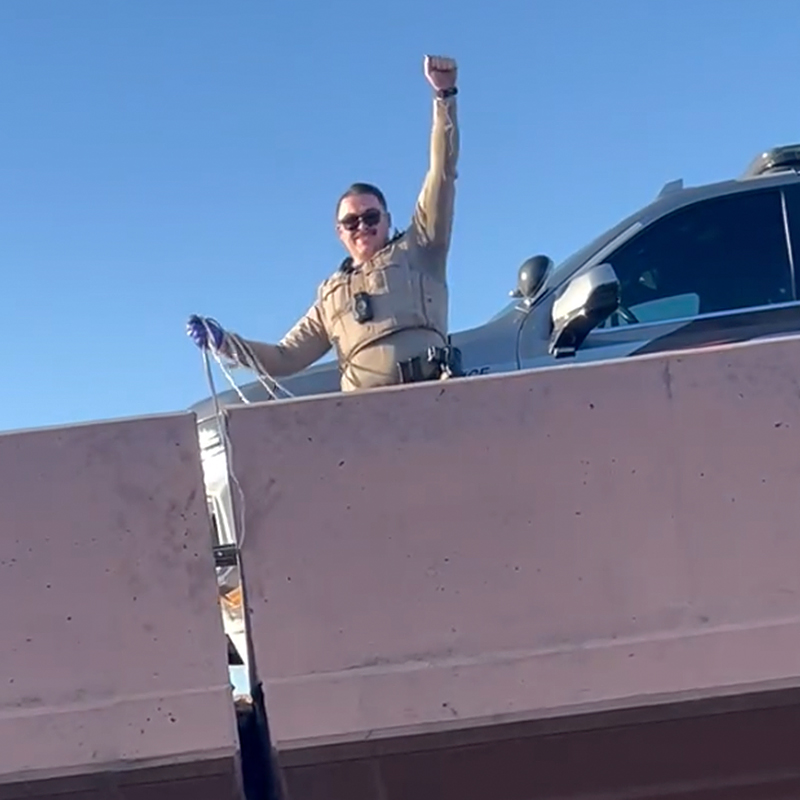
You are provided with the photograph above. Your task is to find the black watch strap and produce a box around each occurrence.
[436,86,458,99]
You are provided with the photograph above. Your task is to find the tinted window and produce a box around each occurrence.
[601,188,793,326]
[782,181,800,282]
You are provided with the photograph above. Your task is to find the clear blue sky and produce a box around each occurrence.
[3,0,798,432]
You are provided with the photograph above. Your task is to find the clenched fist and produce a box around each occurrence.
[424,55,457,92]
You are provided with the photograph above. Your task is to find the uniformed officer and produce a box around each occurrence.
[186,54,460,391]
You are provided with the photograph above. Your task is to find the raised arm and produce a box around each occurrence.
[411,55,460,267]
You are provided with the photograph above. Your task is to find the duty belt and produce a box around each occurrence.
[397,343,464,383]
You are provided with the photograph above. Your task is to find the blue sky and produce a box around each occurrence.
[3,0,798,432]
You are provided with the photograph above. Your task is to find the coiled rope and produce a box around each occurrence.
[196,316,295,554]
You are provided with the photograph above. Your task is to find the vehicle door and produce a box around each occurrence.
[562,183,800,363]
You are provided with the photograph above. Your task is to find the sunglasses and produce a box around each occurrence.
[337,208,382,231]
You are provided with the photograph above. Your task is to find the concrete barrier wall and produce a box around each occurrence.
[226,333,800,758]
[0,413,241,798]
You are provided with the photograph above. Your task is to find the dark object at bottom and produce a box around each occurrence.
[236,684,284,800]
[214,543,239,568]
[398,342,464,384]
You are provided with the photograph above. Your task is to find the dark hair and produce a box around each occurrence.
[336,182,388,216]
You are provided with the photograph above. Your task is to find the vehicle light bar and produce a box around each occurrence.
[742,144,800,178]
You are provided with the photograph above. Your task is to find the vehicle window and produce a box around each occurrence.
[782,181,800,284]
[628,293,700,323]
[597,188,793,328]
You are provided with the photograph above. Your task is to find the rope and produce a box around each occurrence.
[201,318,294,403]
[196,316,294,555]
[201,346,249,555]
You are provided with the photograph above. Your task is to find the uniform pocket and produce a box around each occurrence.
[365,268,389,295]
[367,262,419,327]
[320,276,351,325]
[372,262,415,301]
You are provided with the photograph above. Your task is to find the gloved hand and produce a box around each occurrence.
[186,314,225,350]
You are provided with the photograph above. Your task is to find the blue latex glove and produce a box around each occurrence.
[186,314,225,350]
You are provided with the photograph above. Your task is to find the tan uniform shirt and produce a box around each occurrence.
[223,93,459,392]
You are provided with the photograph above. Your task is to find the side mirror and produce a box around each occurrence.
[549,263,620,358]
[510,255,552,304]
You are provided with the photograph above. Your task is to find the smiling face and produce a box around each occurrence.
[335,191,391,265]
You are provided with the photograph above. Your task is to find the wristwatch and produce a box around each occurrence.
[436,86,458,98]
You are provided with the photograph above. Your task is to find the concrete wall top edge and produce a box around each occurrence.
[0,409,198,441]
[223,330,800,421]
